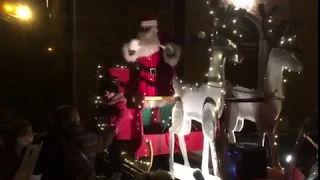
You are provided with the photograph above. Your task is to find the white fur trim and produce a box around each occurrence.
[129,39,141,51]
[137,43,160,57]
[163,43,181,67]
[141,20,158,27]
[122,43,139,62]
[123,39,161,62]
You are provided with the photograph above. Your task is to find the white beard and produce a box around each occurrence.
[137,32,161,57]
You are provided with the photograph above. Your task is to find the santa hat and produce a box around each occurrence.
[140,14,158,27]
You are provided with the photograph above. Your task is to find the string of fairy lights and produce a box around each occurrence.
[94,64,105,129]
[94,64,153,168]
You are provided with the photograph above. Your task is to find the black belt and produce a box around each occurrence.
[139,76,157,86]
[139,65,157,75]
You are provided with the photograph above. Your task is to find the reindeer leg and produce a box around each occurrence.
[259,132,266,147]
[169,127,175,172]
[209,140,220,177]
[170,99,184,171]
[256,121,266,147]
[209,105,221,177]
[227,103,239,143]
[229,130,236,143]
[201,102,216,175]
[178,134,190,167]
[201,138,210,174]
[267,131,282,170]
[235,118,244,132]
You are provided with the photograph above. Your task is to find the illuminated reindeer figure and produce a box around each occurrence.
[169,6,246,177]
[225,20,303,169]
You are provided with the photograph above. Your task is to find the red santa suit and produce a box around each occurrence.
[107,92,133,140]
[122,16,181,97]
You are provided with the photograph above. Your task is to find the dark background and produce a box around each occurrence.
[0,0,317,132]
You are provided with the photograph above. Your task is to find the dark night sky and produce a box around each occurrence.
[0,0,318,130]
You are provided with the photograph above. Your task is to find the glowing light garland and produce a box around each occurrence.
[94,64,155,169]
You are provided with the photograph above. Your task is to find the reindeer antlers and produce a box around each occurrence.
[257,3,302,54]
[213,5,246,42]
[258,4,279,18]
[268,20,302,53]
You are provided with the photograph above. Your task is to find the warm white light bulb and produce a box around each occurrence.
[286,155,292,162]
[15,5,32,20]
[232,0,254,11]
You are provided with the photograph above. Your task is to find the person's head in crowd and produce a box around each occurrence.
[133,171,174,180]
[10,120,34,147]
[102,76,120,100]
[54,105,80,130]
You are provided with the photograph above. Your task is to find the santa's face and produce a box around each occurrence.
[137,26,160,46]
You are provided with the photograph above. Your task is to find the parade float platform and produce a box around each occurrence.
[171,162,220,180]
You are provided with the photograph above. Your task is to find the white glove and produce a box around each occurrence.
[129,39,141,51]
[164,45,174,55]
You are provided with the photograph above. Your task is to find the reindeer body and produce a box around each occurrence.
[169,35,243,177]
[172,81,224,135]
[225,48,303,169]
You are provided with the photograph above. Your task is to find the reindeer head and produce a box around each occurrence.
[269,48,303,73]
[267,19,303,73]
[213,35,244,64]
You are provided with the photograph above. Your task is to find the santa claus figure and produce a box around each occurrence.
[122,15,181,97]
